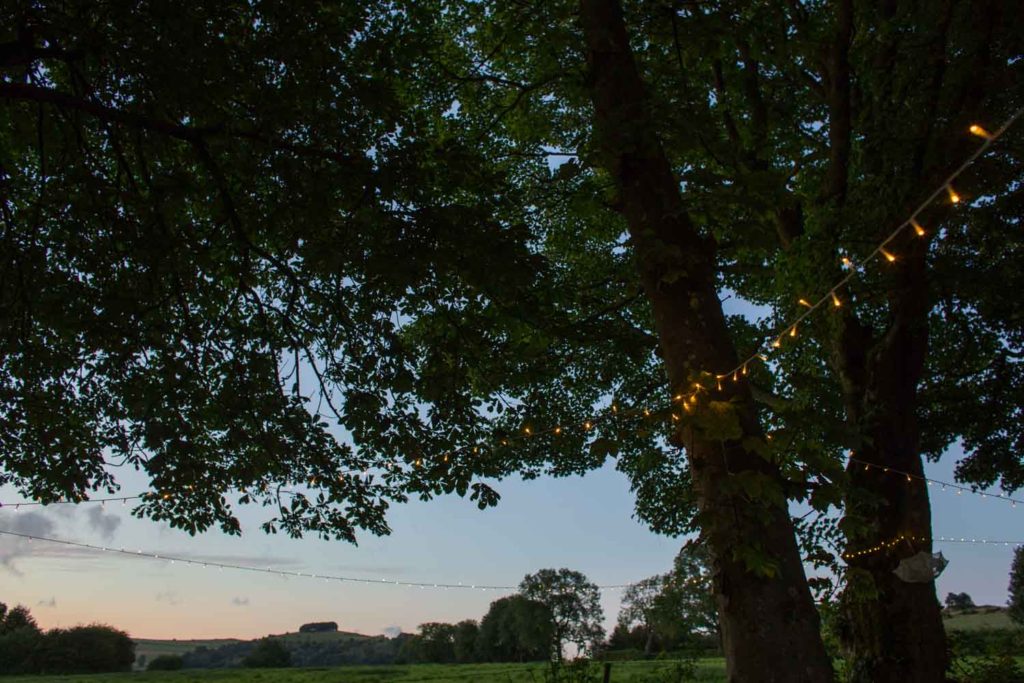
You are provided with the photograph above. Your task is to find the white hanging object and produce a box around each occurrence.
[893,551,948,583]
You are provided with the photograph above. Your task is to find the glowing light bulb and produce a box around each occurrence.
[880,248,896,263]
[789,325,797,338]
[798,298,812,308]
[911,218,926,237]
[842,257,854,269]
[968,124,992,139]
[831,292,842,307]
[947,186,961,204]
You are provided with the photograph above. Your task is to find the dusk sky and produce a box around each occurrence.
[0,441,1018,641]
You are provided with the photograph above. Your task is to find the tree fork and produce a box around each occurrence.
[579,1,833,680]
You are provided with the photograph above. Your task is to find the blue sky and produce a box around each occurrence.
[0,441,1018,640]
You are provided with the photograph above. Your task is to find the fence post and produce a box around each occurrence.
[602,662,612,683]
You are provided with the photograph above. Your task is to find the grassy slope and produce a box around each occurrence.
[133,630,369,664]
[943,607,1016,631]
[4,659,728,683]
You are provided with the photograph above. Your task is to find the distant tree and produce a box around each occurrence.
[34,625,135,674]
[606,623,648,652]
[414,622,457,663]
[452,620,479,663]
[477,595,553,663]
[615,545,717,655]
[519,569,604,660]
[147,654,183,671]
[945,593,976,610]
[1009,547,1024,626]
[618,575,664,655]
[0,605,40,635]
[242,638,291,668]
[653,546,718,645]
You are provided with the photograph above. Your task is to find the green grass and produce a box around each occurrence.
[3,659,728,683]
[944,607,1015,631]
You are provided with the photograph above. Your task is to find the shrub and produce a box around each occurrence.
[242,638,291,668]
[147,654,184,671]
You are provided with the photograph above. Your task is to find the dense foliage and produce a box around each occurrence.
[1009,547,1024,626]
[0,603,134,675]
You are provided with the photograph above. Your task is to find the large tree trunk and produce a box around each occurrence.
[833,253,947,682]
[580,2,833,681]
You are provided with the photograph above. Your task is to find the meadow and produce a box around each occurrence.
[3,659,728,683]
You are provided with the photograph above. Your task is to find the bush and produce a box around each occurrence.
[242,638,291,668]
[33,625,135,674]
[147,654,184,671]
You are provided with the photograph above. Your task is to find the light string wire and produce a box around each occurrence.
[847,455,1024,507]
[721,108,1024,380]
[1,114,1020,510]
[0,528,633,591]
[2,526,1014,578]
[842,531,1024,560]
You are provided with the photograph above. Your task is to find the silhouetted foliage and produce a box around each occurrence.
[520,569,604,659]
[476,595,554,663]
[146,654,183,671]
[242,638,291,668]
[1009,547,1024,626]
[946,592,976,610]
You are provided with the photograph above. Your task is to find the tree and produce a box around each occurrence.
[1009,547,1024,626]
[452,620,479,664]
[0,604,39,635]
[618,576,664,655]
[3,1,1022,680]
[519,569,604,660]
[945,593,975,610]
[414,622,457,664]
[476,595,553,663]
[242,638,291,668]
[618,545,717,655]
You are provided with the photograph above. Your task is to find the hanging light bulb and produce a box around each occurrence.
[841,256,854,269]
[831,291,842,307]
[947,185,961,204]
[968,124,992,139]
[880,247,897,263]
[789,325,797,338]
[798,298,812,308]
[911,218,926,237]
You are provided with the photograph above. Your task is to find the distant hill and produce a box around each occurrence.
[943,606,1016,631]
[133,629,400,670]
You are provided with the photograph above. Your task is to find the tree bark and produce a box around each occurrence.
[579,2,833,681]
[834,246,947,682]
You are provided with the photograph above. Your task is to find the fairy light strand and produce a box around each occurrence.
[848,455,1024,507]
[722,107,1024,381]
[842,532,1023,560]
[3,113,1021,515]
[0,528,632,591]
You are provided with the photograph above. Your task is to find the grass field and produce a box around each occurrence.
[943,607,1014,631]
[3,660,728,683]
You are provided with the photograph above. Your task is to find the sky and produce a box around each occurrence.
[0,441,1019,641]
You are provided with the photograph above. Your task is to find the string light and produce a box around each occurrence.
[849,455,1024,507]
[0,528,633,591]
[843,533,1023,560]
[969,124,992,139]
[706,106,1022,388]
[830,291,842,307]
